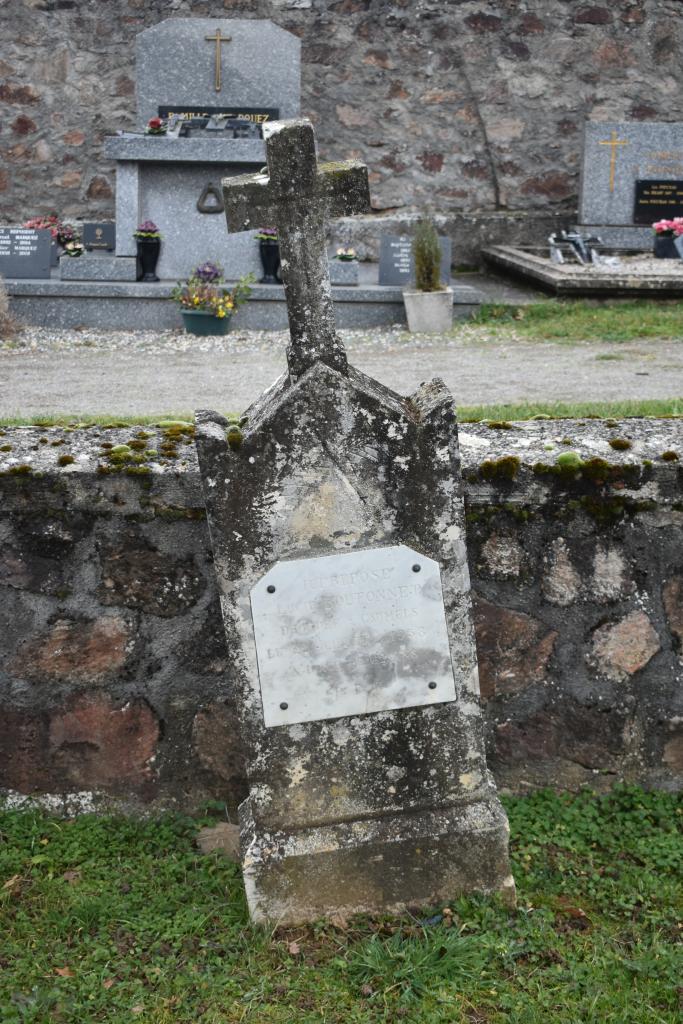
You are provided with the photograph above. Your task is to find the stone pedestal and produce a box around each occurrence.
[329,259,359,285]
[60,254,137,282]
[196,364,514,925]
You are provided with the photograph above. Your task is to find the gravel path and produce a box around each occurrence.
[2,324,683,417]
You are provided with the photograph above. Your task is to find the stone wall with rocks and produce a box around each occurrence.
[2,1,683,262]
[1,417,682,815]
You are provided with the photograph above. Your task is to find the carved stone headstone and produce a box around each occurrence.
[195,120,513,925]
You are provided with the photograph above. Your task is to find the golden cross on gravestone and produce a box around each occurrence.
[599,130,629,193]
[205,28,231,93]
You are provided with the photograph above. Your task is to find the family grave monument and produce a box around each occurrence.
[103,19,300,280]
[578,120,683,247]
[195,120,513,925]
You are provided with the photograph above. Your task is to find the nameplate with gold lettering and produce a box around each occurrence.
[250,545,456,727]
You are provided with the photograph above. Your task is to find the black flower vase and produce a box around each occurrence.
[259,239,280,284]
[653,234,679,259]
[136,238,161,281]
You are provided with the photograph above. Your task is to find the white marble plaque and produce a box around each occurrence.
[250,545,456,727]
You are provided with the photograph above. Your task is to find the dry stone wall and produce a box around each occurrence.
[2,1,683,261]
[1,417,682,814]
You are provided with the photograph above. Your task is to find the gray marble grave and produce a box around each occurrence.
[195,119,513,925]
[104,19,300,280]
[578,120,683,247]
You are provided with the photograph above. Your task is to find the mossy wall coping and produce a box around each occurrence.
[1,418,681,513]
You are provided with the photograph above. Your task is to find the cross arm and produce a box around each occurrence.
[222,172,279,233]
[317,160,370,219]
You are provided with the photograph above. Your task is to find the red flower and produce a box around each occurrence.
[148,117,162,129]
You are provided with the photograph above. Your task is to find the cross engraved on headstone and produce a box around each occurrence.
[222,118,370,379]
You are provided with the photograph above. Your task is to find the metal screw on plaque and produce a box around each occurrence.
[267,585,276,593]
[412,564,421,573]
[428,681,437,690]
[280,701,288,710]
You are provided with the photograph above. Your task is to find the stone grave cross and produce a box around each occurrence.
[222,119,369,379]
[195,118,513,925]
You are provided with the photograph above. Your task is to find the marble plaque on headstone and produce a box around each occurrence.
[251,544,456,727]
[0,228,51,279]
[83,222,116,251]
[378,234,451,286]
[633,179,683,225]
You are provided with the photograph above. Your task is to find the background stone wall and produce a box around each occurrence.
[1,419,682,815]
[2,1,683,262]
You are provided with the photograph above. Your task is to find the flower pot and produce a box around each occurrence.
[181,309,232,336]
[259,239,280,284]
[653,234,680,259]
[136,238,161,281]
[50,241,59,267]
[402,287,453,333]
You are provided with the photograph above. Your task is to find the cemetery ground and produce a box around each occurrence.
[3,299,683,420]
[1,787,681,1023]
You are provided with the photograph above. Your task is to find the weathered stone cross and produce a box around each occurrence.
[222,119,370,379]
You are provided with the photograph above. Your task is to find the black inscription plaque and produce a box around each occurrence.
[83,222,116,251]
[378,234,452,286]
[633,179,683,224]
[158,105,279,123]
[0,227,51,279]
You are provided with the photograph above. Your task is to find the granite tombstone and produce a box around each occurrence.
[195,119,514,926]
[378,233,452,286]
[104,19,300,280]
[0,228,51,279]
[578,120,683,246]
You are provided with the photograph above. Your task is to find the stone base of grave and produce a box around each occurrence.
[60,255,137,282]
[5,274,484,329]
[484,244,683,297]
[574,225,653,249]
[240,796,515,925]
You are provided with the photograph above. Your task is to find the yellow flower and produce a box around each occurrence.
[216,309,225,318]
[193,296,199,305]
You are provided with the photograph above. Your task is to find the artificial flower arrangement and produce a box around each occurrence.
[652,218,683,237]
[61,239,84,257]
[23,213,82,250]
[171,262,254,319]
[334,247,357,261]
[254,227,278,242]
[145,117,167,136]
[133,220,162,240]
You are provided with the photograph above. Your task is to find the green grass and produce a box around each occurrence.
[471,299,683,342]
[1,787,681,1023]
[2,399,683,430]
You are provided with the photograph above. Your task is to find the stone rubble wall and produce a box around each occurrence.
[2,1,683,263]
[1,418,682,814]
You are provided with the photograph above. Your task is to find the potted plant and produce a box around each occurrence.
[254,227,280,284]
[329,246,359,286]
[652,218,683,259]
[134,220,162,281]
[402,220,452,333]
[171,262,253,336]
